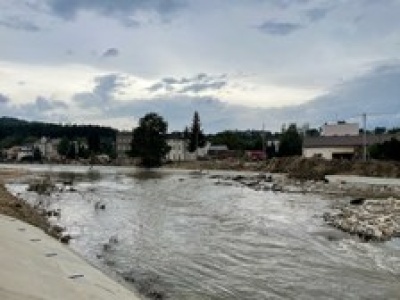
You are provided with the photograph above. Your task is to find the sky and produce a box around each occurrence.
[0,0,400,132]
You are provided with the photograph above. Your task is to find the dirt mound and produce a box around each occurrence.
[264,157,400,180]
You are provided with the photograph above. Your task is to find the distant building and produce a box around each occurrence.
[165,133,210,162]
[116,131,133,163]
[207,145,230,159]
[304,122,399,160]
[166,137,187,161]
[321,122,359,137]
[5,146,20,160]
[34,137,61,161]
[16,146,34,162]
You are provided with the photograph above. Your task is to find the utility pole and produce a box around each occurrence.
[261,123,266,161]
[362,113,367,161]
[195,128,199,160]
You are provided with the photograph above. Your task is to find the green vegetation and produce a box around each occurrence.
[187,111,206,152]
[0,117,116,156]
[209,130,279,152]
[370,138,400,161]
[130,113,170,167]
[278,124,302,157]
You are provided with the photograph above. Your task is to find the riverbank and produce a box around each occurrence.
[0,214,140,300]
[167,157,400,180]
[0,169,141,300]
[0,168,58,238]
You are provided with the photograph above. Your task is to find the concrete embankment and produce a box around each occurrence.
[0,214,141,300]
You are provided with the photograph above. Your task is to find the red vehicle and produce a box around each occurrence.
[246,151,266,161]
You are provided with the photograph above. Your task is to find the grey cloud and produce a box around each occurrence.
[102,48,119,58]
[147,82,164,92]
[0,17,41,32]
[179,81,227,93]
[148,73,227,93]
[0,93,10,104]
[71,61,400,132]
[74,73,125,106]
[163,77,180,84]
[305,7,331,22]
[5,62,399,132]
[35,96,68,110]
[0,96,69,123]
[46,0,185,23]
[258,21,302,35]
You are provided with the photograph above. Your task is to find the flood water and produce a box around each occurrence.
[5,165,400,299]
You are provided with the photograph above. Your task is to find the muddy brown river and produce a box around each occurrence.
[5,165,400,299]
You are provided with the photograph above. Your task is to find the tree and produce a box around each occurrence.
[57,137,70,157]
[33,147,42,161]
[130,113,170,167]
[278,124,303,157]
[369,138,400,161]
[87,133,100,153]
[188,111,206,153]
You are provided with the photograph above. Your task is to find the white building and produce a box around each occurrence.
[116,131,133,163]
[16,146,34,161]
[165,134,210,162]
[34,137,60,160]
[166,138,187,161]
[304,122,399,160]
[321,122,359,136]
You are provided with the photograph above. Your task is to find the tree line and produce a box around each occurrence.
[0,117,116,155]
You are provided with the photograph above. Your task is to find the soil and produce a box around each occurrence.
[167,157,400,180]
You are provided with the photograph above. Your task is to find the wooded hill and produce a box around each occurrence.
[0,117,117,151]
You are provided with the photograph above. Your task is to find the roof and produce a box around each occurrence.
[304,134,400,148]
[209,145,228,151]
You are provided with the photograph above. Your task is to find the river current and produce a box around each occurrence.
[6,165,400,299]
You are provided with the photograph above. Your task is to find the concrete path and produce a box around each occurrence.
[326,175,400,186]
[0,214,141,300]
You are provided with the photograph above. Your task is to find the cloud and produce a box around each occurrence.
[305,7,331,22]
[72,61,400,131]
[258,21,302,35]
[45,0,185,23]
[0,93,10,104]
[0,16,41,32]
[0,96,69,122]
[2,62,400,132]
[179,81,227,93]
[101,48,119,58]
[162,77,180,84]
[147,73,228,94]
[147,82,164,92]
[34,96,68,110]
[74,73,125,106]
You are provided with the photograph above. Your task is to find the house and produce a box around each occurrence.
[207,145,231,159]
[165,133,210,162]
[16,146,34,162]
[303,122,400,160]
[34,137,61,161]
[116,131,133,164]
[166,137,187,161]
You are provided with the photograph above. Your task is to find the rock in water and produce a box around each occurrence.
[350,198,365,205]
